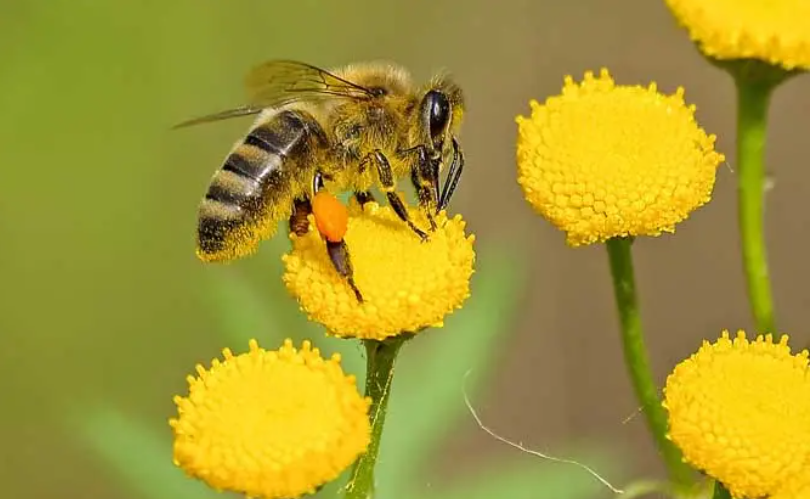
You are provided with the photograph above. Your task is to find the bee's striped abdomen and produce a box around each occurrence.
[196,109,327,262]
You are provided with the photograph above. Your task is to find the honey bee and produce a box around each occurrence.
[176,60,465,301]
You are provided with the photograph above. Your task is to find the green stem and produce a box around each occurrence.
[345,337,405,499]
[712,481,732,499]
[735,75,778,335]
[605,237,694,489]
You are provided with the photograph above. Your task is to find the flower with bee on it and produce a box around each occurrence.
[283,199,475,340]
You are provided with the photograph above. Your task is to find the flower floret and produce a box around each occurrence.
[663,330,810,498]
[772,472,810,499]
[170,339,371,499]
[516,69,723,246]
[282,200,475,340]
[664,0,810,70]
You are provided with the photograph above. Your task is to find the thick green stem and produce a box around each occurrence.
[605,237,694,489]
[735,76,778,335]
[344,337,405,499]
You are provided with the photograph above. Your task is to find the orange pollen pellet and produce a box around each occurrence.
[312,192,348,242]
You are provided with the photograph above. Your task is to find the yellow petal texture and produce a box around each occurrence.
[663,330,810,499]
[170,339,371,499]
[772,472,810,499]
[664,0,810,70]
[516,69,724,246]
[282,201,475,340]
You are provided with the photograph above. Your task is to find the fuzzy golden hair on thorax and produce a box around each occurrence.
[335,61,414,97]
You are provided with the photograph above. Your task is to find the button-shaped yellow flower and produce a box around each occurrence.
[283,200,475,340]
[664,0,810,70]
[663,330,810,499]
[516,69,724,246]
[170,339,371,499]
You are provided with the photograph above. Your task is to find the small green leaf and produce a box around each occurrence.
[71,405,228,499]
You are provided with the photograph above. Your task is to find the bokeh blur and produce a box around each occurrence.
[3,1,810,498]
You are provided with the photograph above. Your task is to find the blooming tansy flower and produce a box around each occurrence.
[664,0,810,70]
[516,69,724,246]
[170,339,371,499]
[663,330,810,499]
[283,200,475,340]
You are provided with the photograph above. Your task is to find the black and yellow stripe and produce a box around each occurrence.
[196,109,327,262]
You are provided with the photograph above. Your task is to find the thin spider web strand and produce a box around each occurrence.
[462,370,624,495]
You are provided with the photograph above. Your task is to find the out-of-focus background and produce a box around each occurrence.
[2,1,809,498]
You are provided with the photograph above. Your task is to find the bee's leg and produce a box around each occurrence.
[288,170,329,235]
[310,170,363,302]
[438,137,464,212]
[410,168,438,231]
[312,170,328,194]
[289,197,312,236]
[406,145,438,231]
[366,150,430,242]
[354,191,376,206]
[327,240,363,302]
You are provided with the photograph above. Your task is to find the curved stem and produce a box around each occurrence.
[735,75,778,335]
[345,337,405,499]
[605,237,694,489]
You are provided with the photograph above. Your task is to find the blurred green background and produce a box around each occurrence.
[2,1,809,498]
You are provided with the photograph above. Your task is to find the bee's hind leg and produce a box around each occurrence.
[299,171,363,302]
[289,197,363,302]
[326,240,363,303]
[288,170,328,236]
[289,197,313,236]
[364,150,430,242]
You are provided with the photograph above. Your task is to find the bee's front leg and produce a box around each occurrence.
[438,137,464,212]
[407,145,439,231]
[365,150,430,242]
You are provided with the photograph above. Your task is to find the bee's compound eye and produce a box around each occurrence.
[312,192,348,243]
[425,90,451,139]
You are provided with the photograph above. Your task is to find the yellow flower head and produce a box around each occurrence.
[664,0,810,70]
[663,330,810,498]
[283,200,475,340]
[516,69,724,246]
[170,339,371,499]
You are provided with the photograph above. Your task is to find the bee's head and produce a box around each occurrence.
[419,77,464,155]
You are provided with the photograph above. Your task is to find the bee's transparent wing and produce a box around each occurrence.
[245,60,374,104]
[172,106,268,129]
[173,60,374,129]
